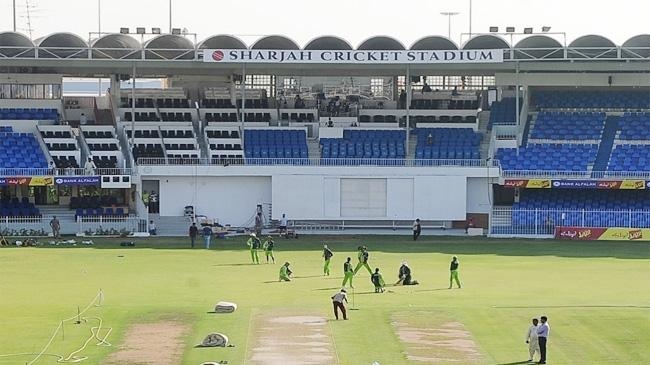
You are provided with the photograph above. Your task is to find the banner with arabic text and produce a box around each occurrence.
[0,176,54,186]
[555,226,650,241]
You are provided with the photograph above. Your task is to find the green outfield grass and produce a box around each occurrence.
[1,235,649,365]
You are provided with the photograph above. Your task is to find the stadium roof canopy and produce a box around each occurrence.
[251,35,300,50]
[91,34,141,59]
[0,31,34,57]
[34,32,87,58]
[514,35,564,59]
[198,35,247,50]
[144,34,194,60]
[621,34,650,58]
[568,35,618,58]
[410,36,458,50]
[304,36,353,50]
[0,31,649,77]
[357,36,405,50]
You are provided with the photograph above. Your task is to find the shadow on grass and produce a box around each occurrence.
[496,361,530,365]
[313,287,343,291]
[292,275,325,279]
[414,288,451,292]
[24,235,650,259]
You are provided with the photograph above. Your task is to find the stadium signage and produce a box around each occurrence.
[555,226,650,241]
[54,176,101,186]
[203,49,503,64]
[506,179,647,189]
[0,176,53,186]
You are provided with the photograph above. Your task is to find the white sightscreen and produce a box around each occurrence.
[340,178,387,217]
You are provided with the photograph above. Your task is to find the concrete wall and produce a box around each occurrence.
[158,176,272,226]
[144,165,496,224]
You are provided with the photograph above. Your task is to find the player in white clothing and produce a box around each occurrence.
[525,318,540,363]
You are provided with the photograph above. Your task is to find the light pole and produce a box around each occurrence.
[440,12,459,39]
[469,0,472,37]
[98,0,101,34]
[169,0,172,33]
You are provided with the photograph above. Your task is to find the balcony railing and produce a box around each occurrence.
[0,167,133,177]
[500,169,650,180]
[137,157,498,168]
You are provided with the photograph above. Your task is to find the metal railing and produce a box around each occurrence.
[78,216,148,235]
[0,215,147,236]
[500,169,650,180]
[137,157,497,167]
[0,45,649,61]
[490,207,650,236]
[0,167,133,177]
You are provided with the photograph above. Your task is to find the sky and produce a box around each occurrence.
[1,0,648,47]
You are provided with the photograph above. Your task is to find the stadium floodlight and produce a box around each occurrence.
[152,27,161,34]
[136,27,146,34]
[171,28,182,35]
[506,27,515,33]
[489,26,499,33]
[523,27,533,34]
[119,27,129,34]
[440,12,460,39]
[542,26,552,32]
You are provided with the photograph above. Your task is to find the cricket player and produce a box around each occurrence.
[322,244,334,276]
[279,262,292,281]
[331,288,348,320]
[342,257,354,288]
[247,233,261,264]
[353,246,372,275]
[370,268,385,293]
[449,256,461,289]
[396,260,419,285]
[263,235,275,263]
[525,318,540,363]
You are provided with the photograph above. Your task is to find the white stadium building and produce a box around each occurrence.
[1,29,650,239]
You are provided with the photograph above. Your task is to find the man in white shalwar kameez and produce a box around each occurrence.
[525,318,540,363]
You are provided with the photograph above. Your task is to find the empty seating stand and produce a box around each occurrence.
[207,128,243,164]
[415,128,481,164]
[40,126,81,169]
[497,144,598,171]
[488,98,517,129]
[607,113,650,172]
[244,129,308,164]
[511,189,650,228]
[319,129,405,165]
[530,112,605,140]
[534,90,650,110]
[0,128,48,170]
[0,108,58,120]
[0,197,41,218]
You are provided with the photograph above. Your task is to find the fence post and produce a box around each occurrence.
[582,209,585,227]
[629,209,632,228]
[534,209,538,236]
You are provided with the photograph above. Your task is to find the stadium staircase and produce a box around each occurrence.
[193,121,209,159]
[407,133,418,159]
[307,138,321,159]
[521,113,535,146]
[477,111,490,159]
[94,108,115,125]
[37,205,78,235]
[591,116,619,174]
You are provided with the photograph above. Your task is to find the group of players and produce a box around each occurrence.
[244,233,462,291]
